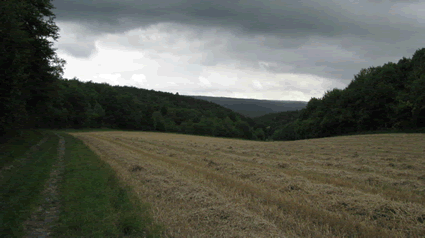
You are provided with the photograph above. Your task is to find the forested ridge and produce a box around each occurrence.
[43,78,265,140]
[190,95,307,117]
[1,0,424,143]
[270,49,425,140]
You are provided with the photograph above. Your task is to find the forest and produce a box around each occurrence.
[253,110,302,138]
[41,78,265,140]
[269,51,425,141]
[1,0,424,142]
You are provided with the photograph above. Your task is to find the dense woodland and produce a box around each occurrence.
[44,78,265,140]
[1,0,65,140]
[1,0,424,143]
[270,50,425,140]
[253,110,302,138]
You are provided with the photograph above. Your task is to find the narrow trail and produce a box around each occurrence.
[23,133,65,238]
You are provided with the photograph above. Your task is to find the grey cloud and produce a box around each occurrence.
[52,0,425,88]
[58,42,96,58]
[52,0,420,41]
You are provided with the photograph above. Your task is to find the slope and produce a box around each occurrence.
[41,79,263,140]
[190,95,307,117]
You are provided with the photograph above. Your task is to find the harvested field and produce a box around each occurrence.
[70,131,425,237]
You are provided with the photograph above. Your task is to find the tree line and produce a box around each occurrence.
[270,49,425,140]
[42,78,266,140]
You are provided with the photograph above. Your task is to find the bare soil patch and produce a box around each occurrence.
[71,131,425,237]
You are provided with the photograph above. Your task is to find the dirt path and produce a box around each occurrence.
[23,133,65,238]
[72,131,425,237]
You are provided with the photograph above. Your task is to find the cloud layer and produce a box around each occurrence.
[52,0,425,100]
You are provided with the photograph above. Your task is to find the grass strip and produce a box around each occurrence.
[0,131,59,237]
[0,130,45,169]
[55,133,162,237]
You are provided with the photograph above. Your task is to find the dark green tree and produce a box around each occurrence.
[193,118,215,136]
[161,105,168,116]
[0,0,65,136]
[409,75,425,127]
[222,117,236,137]
[152,111,165,131]
[235,121,252,139]
[254,128,266,140]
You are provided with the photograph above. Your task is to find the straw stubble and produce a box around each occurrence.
[71,131,425,238]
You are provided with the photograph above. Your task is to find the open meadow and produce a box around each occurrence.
[71,131,425,237]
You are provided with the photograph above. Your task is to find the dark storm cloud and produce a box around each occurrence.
[52,0,425,82]
[52,0,420,40]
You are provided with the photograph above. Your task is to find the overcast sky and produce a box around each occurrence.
[51,0,424,101]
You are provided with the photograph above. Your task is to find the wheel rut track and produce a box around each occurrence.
[23,133,65,238]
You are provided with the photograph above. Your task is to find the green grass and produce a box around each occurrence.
[0,131,59,237]
[0,130,162,237]
[55,133,162,237]
[0,130,46,169]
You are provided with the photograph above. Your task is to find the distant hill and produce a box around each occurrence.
[189,96,307,117]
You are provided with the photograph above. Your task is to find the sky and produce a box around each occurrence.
[51,0,425,101]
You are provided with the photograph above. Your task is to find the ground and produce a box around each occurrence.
[70,131,425,237]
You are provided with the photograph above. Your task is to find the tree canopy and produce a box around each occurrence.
[41,78,261,140]
[270,49,425,141]
[0,0,65,138]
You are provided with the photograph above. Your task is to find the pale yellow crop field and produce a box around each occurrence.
[70,131,425,238]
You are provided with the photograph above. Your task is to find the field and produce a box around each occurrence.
[71,131,425,237]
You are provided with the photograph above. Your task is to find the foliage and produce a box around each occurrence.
[254,110,302,137]
[253,128,266,140]
[0,0,65,137]
[267,48,425,141]
[41,78,260,140]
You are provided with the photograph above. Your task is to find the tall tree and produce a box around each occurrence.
[0,0,65,136]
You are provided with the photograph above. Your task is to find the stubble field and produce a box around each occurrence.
[71,131,425,238]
